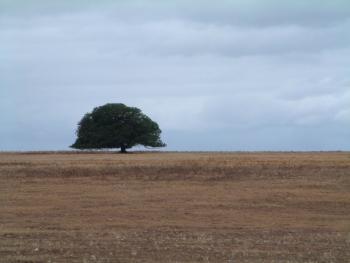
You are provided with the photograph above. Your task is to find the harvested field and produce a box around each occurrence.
[0,152,349,262]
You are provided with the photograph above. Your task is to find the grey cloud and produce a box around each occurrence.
[2,12,350,58]
[202,91,350,129]
[1,1,349,151]
[2,0,350,27]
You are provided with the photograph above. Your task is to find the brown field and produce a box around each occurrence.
[0,152,349,263]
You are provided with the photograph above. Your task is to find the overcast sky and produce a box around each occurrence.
[1,0,350,151]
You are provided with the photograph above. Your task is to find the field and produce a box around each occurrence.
[0,152,349,263]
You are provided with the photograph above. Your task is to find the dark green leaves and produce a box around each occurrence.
[71,103,166,151]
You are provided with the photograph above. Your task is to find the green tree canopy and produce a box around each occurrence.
[71,103,165,152]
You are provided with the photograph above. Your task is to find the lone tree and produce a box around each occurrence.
[71,103,165,153]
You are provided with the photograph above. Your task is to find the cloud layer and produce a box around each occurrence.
[1,1,350,150]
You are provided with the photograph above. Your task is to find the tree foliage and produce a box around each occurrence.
[71,103,165,152]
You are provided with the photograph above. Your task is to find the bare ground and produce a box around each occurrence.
[0,152,349,262]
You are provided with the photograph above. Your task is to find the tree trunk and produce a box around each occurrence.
[120,144,127,153]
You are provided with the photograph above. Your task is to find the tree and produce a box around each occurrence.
[71,103,165,153]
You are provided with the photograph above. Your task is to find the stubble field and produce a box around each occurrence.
[0,152,349,262]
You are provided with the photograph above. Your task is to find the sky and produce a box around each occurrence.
[1,0,350,151]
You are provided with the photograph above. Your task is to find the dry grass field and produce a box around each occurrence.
[0,152,349,263]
